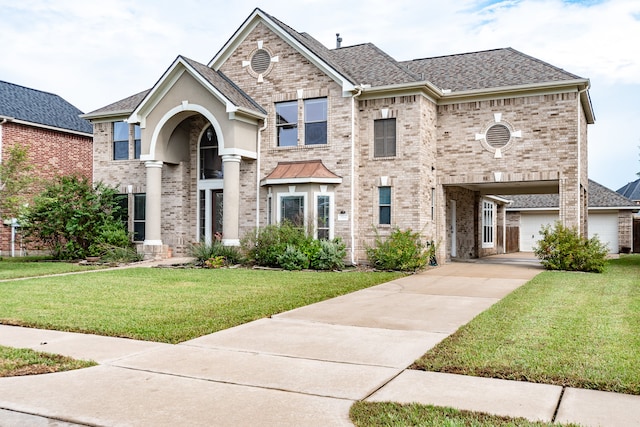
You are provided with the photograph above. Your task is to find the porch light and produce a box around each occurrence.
[206,127,214,141]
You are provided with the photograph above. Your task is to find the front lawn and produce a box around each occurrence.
[0,345,95,377]
[0,256,104,280]
[413,255,640,395]
[0,268,403,343]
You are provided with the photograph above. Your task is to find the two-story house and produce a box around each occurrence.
[82,8,594,264]
[0,80,93,256]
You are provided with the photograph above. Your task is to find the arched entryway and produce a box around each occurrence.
[198,125,224,244]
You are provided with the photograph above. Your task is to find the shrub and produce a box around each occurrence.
[241,222,307,267]
[366,227,430,272]
[204,256,226,269]
[99,245,143,263]
[188,241,244,265]
[309,238,347,270]
[277,244,310,270]
[533,222,608,273]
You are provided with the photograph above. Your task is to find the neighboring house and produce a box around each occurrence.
[617,178,640,252]
[506,180,638,253]
[0,80,93,255]
[82,8,594,263]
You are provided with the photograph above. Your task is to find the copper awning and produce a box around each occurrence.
[261,160,342,186]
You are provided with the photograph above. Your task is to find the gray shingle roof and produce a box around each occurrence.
[0,80,92,134]
[181,56,266,115]
[400,48,583,92]
[84,89,150,118]
[508,180,638,209]
[617,178,640,202]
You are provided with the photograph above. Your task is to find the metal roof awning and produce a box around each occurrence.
[261,160,342,186]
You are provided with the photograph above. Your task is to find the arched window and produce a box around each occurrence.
[200,126,223,179]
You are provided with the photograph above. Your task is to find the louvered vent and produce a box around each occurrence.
[486,124,511,148]
[251,49,271,74]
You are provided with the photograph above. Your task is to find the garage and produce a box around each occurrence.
[588,212,619,253]
[519,213,557,252]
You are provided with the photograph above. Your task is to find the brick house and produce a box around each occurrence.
[0,80,93,255]
[83,8,594,263]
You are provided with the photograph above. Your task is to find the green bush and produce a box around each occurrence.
[241,222,307,267]
[309,238,346,270]
[533,222,608,273]
[99,245,143,263]
[277,244,310,270]
[188,241,244,265]
[366,227,430,272]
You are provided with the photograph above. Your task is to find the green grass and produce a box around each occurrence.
[0,345,96,377]
[350,402,580,426]
[0,267,403,343]
[413,255,640,395]
[0,257,104,280]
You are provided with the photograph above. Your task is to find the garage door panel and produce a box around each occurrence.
[520,213,558,252]
[589,213,618,253]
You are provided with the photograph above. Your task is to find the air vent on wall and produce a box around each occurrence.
[251,49,271,74]
[485,124,511,148]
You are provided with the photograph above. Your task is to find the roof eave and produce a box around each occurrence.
[358,81,441,101]
[0,116,92,137]
[81,109,134,121]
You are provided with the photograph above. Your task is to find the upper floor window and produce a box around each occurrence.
[276,101,298,147]
[113,122,129,160]
[200,126,223,179]
[134,125,141,159]
[374,118,396,157]
[304,98,327,145]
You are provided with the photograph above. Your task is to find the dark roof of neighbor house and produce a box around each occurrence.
[617,178,640,202]
[507,180,638,210]
[88,8,588,118]
[0,80,92,134]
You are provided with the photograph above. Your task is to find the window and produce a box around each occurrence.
[200,126,223,179]
[134,125,141,159]
[379,186,391,225]
[113,122,129,160]
[114,194,129,229]
[276,101,298,147]
[133,193,146,242]
[374,118,396,157]
[316,194,331,239]
[482,200,495,248]
[280,195,305,227]
[431,187,436,220]
[304,98,327,145]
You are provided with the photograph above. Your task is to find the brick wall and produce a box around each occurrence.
[1,122,92,254]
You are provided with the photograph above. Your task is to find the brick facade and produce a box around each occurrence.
[0,121,92,254]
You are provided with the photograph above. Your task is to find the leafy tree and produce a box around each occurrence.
[20,175,130,260]
[0,144,34,221]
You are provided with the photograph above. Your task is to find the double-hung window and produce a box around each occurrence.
[379,186,391,225]
[133,193,146,242]
[374,118,396,157]
[304,98,327,145]
[134,125,141,159]
[315,194,331,239]
[113,122,129,160]
[482,200,495,248]
[276,101,298,147]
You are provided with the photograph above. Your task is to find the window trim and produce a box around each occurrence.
[313,192,334,240]
[374,118,396,158]
[482,199,495,248]
[378,186,392,225]
[276,192,307,229]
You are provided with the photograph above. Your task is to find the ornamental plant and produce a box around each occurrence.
[533,222,608,273]
[366,227,430,272]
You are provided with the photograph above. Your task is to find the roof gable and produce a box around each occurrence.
[129,55,265,126]
[0,80,92,134]
[617,179,640,201]
[208,8,356,94]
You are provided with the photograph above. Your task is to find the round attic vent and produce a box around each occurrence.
[485,124,511,148]
[251,49,271,74]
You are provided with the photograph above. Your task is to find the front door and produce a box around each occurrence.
[198,125,223,244]
[450,200,457,258]
[199,189,223,244]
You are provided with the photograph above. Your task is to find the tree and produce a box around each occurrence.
[0,144,34,221]
[20,175,129,260]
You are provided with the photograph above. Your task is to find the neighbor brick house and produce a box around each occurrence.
[0,80,93,255]
[82,8,594,263]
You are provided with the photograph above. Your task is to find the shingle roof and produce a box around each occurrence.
[617,178,640,202]
[181,56,266,115]
[84,89,150,118]
[0,80,92,134]
[507,180,638,210]
[400,48,583,92]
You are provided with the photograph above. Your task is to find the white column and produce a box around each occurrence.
[221,154,241,246]
[144,160,163,251]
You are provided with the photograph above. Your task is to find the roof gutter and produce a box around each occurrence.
[0,115,92,137]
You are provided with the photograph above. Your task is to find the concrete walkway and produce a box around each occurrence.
[0,256,638,426]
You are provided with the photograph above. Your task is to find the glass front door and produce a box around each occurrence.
[199,189,223,244]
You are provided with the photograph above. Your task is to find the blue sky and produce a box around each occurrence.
[0,0,638,190]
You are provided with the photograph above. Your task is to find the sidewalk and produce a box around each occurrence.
[1,256,638,426]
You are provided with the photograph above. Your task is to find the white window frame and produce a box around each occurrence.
[276,191,308,229]
[313,192,334,239]
[482,199,495,248]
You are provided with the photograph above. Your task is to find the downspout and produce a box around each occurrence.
[256,118,268,230]
[577,87,588,236]
[350,86,363,265]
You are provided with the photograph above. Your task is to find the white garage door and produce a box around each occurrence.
[520,213,558,252]
[589,213,618,253]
